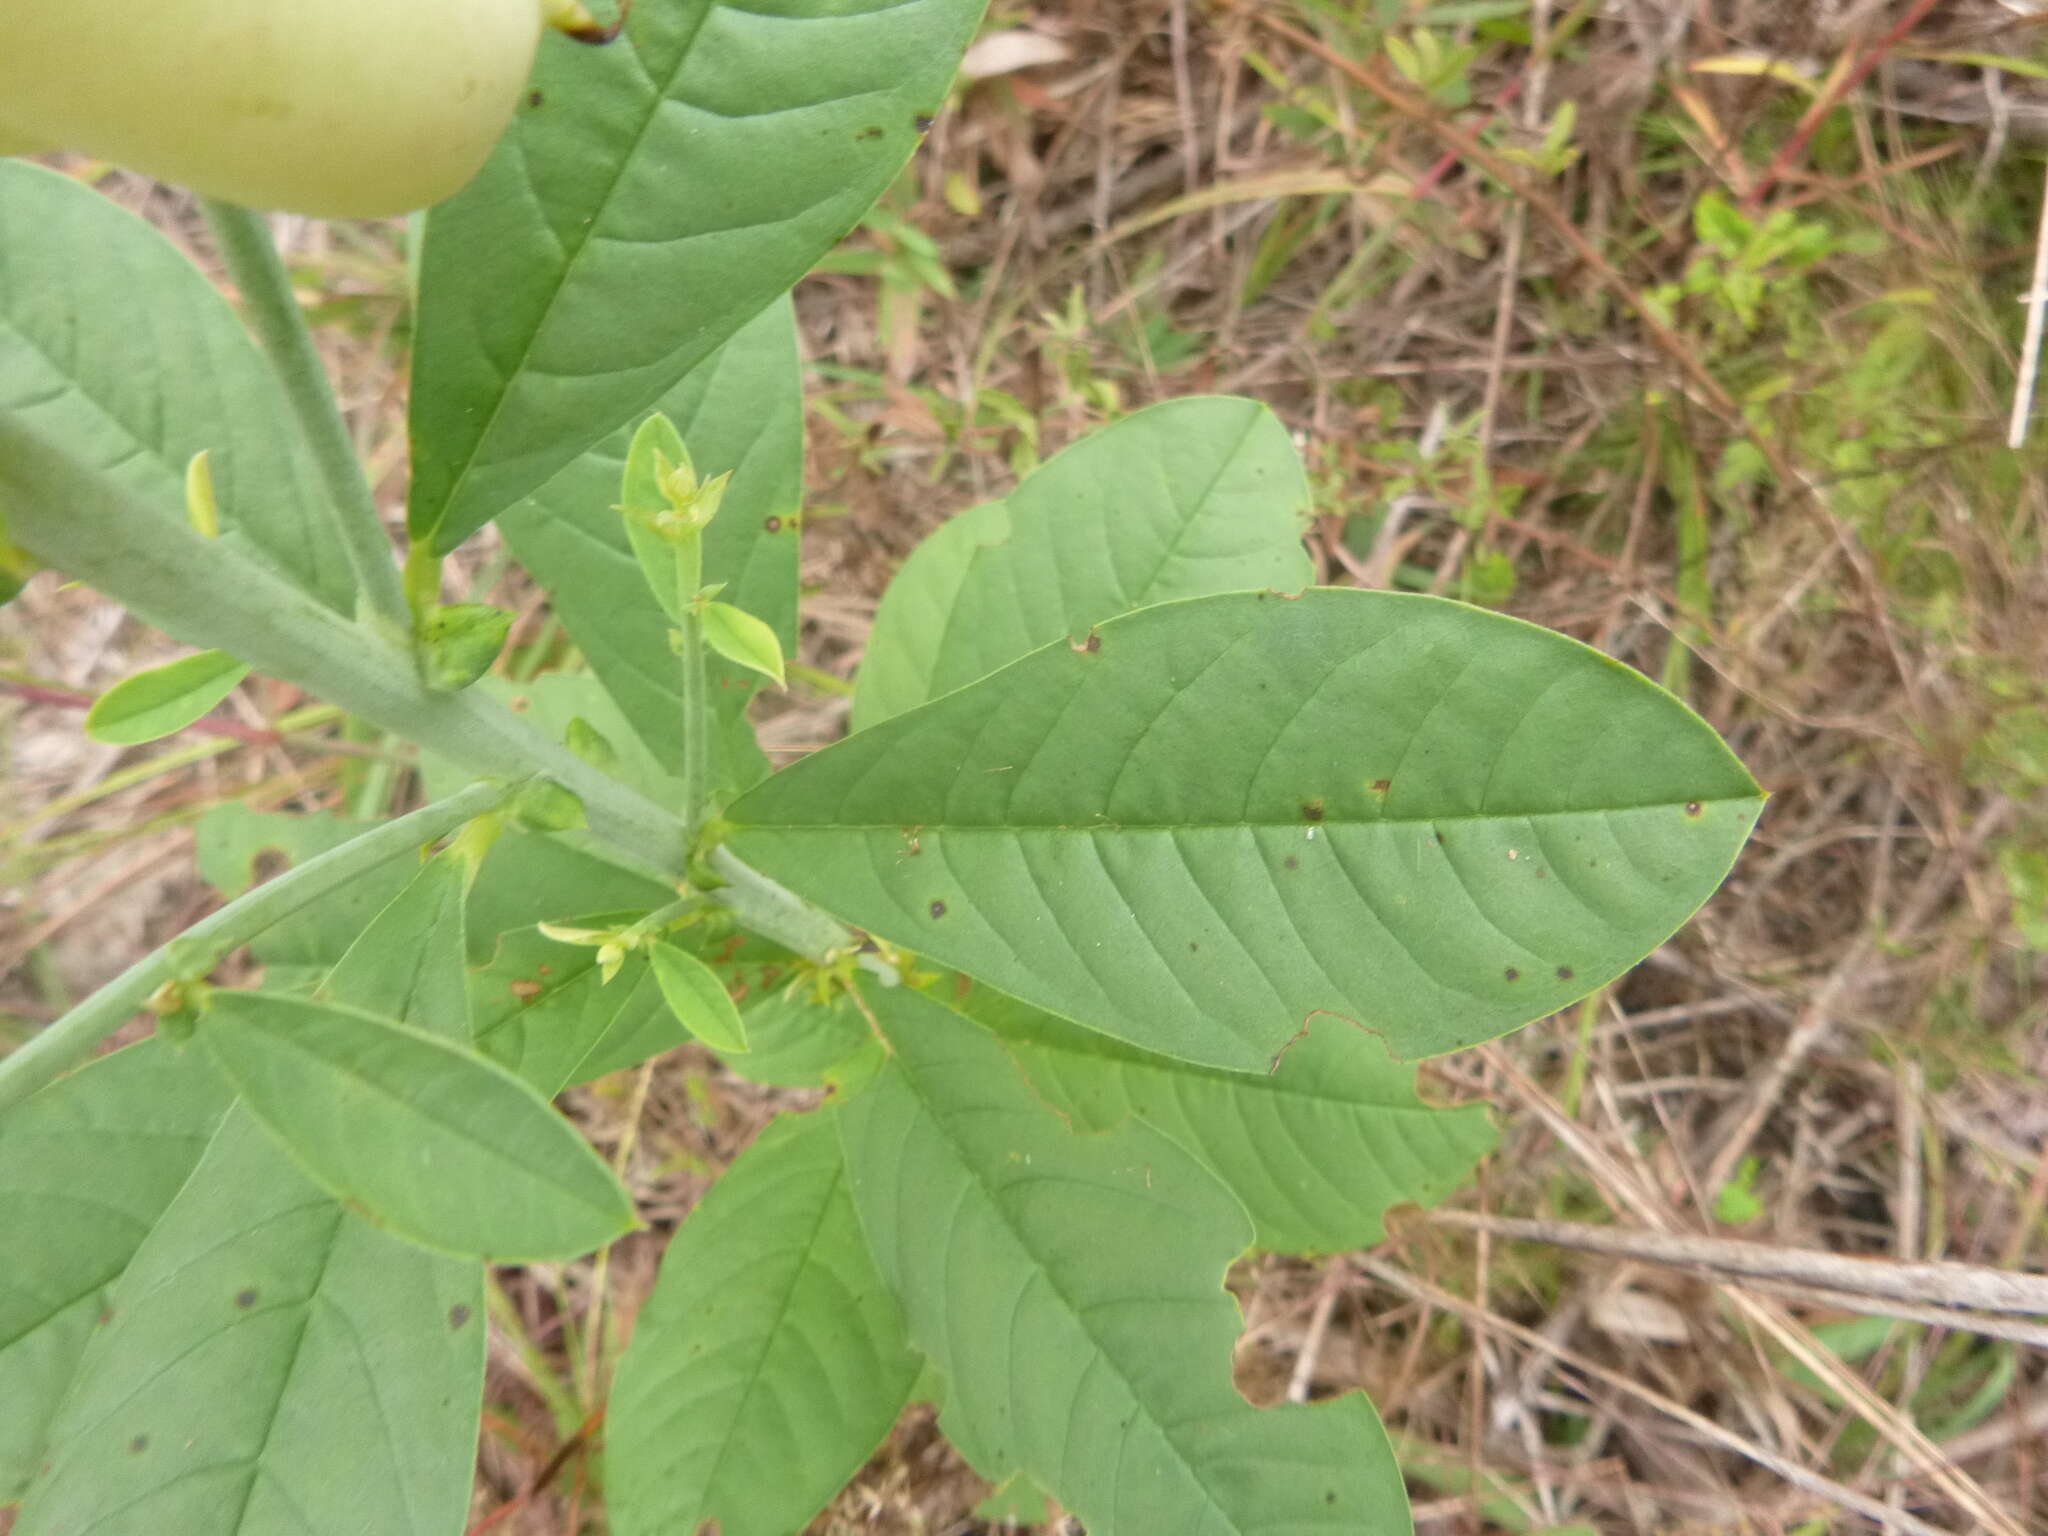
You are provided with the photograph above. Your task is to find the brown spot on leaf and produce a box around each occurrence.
[510,979,543,1003]
[1069,631,1102,654]
[1504,967,1520,982]
[235,1288,258,1309]
[449,1304,472,1330]
[130,1435,148,1454]
[764,515,783,533]
[1556,965,1574,981]
[528,89,544,108]
[1370,779,1391,794]
[1684,801,1703,817]
[1283,855,1299,870]
[929,900,947,919]
[914,114,936,132]
[1301,800,1325,822]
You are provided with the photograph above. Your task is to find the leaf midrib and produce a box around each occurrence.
[735,793,1762,834]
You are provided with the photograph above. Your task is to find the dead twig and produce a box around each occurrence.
[1357,1257,1959,1536]
[1428,1211,2048,1319]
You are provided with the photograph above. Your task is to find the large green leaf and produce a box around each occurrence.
[838,987,1409,1535]
[408,0,986,552]
[201,991,636,1262]
[0,161,350,611]
[0,1041,233,1500]
[607,1108,919,1536]
[853,397,1313,729]
[14,1107,483,1536]
[470,925,687,1096]
[730,589,1765,1072]
[970,987,1495,1255]
[497,301,803,790]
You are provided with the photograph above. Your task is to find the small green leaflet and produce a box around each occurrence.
[418,603,513,692]
[700,601,785,688]
[200,991,637,1263]
[649,941,749,1054]
[619,413,693,625]
[85,650,249,745]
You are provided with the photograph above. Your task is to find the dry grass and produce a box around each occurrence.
[5,2,2048,1532]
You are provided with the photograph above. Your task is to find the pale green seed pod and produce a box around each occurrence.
[0,0,548,217]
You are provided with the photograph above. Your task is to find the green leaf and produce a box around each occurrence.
[971,986,1496,1254]
[511,778,590,834]
[0,1041,233,1499]
[619,414,696,626]
[14,1106,482,1536]
[649,940,750,1054]
[854,397,1314,729]
[84,650,250,746]
[701,600,786,688]
[325,852,471,1041]
[838,987,1409,1535]
[607,1109,919,1536]
[685,929,879,1087]
[730,589,1765,1072]
[735,988,876,1089]
[0,161,351,611]
[470,925,688,1096]
[408,3,984,552]
[496,301,804,796]
[418,603,514,691]
[200,991,636,1262]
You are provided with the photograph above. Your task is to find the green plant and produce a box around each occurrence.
[0,5,1764,1533]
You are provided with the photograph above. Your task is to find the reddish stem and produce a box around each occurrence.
[1743,0,1945,212]
[0,679,282,746]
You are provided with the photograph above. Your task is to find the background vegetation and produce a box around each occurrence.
[4,0,2046,1530]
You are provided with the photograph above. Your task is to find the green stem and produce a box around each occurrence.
[199,200,411,640]
[620,895,705,946]
[3,420,684,869]
[0,780,513,1115]
[706,847,860,965]
[2,420,856,967]
[676,535,710,852]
